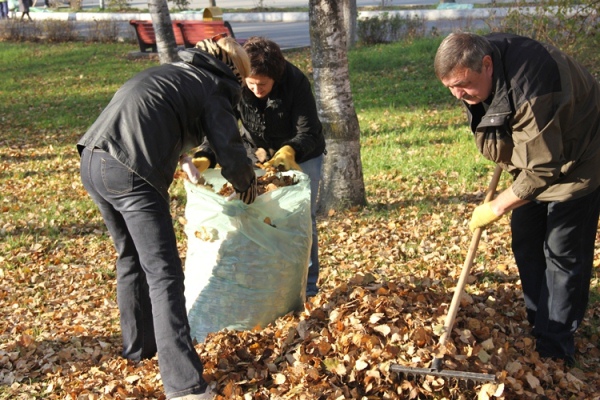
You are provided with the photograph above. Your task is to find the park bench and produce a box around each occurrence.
[129,20,185,53]
[129,19,245,53]
[176,20,246,48]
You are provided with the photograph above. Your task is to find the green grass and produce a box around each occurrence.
[285,39,497,199]
[0,38,587,223]
[0,38,494,263]
[1,43,151,133]
[0,42,154,255]
[0,39,497,225]
[347,39,498,194]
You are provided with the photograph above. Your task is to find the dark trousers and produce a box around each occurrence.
[511,186,600,359]
[299,154,323,296]
[80,148,206,398]
[0,2,8,19]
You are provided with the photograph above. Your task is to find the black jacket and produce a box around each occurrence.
[195,61,325,165]
[77,48,254,201]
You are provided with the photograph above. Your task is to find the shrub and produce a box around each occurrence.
[41,20,78,42]
[70,0,82,11]
[487,0,599,73]
[169,0,190,12]
[87,19,123,43]
[0,18,134,44]
[357,12,426,45]
[0,19,42,42]
[106,0,130,12]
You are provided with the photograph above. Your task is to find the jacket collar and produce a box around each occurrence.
[466,44,513,128]
[177,48,239,86]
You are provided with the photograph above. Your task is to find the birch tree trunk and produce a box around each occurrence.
[342,0,357,50]
[309,0,366,214]
[148,0,180,64]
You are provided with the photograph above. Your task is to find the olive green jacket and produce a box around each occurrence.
[466,33,600,202]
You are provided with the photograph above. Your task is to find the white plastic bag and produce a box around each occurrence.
[183,169,312,343]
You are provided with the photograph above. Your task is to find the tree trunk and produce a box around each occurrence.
[148,0,180,64]
[309,0,366,214]
[209,0,216,6]
[342,0,357,50]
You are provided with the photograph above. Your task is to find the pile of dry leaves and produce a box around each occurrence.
[174,166,297,198]
[1,155,599,399]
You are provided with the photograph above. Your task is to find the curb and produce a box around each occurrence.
[26,7,524,23]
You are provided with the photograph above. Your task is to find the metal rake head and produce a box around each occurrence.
[390,364,496,383]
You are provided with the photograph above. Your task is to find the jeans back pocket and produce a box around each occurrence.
[101,156,134,194]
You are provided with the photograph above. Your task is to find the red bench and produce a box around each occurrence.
[176,20,246,48]
[129,20,185,53]
[129,19,245,53]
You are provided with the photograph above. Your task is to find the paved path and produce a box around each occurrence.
[24,0,526,49]
[77,0,493,10]
[77,0,525,10]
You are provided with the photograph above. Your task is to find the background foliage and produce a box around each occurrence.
[488,0,599,71]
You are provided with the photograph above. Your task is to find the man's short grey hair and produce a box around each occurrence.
[434,32,494,80]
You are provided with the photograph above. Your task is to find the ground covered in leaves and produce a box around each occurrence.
[1,143,599,400]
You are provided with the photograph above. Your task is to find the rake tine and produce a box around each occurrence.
[390,364,496,382]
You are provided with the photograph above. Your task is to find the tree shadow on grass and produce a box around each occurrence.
[2,220,109,240]
[367,191,488,212]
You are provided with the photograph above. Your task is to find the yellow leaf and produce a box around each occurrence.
[373,324,391,337]
[355,359,369,371]
[273,373,286,385]
[19,334,34,348]
[477,382,503,400]
[481,338,494,351]
[432,324,445,336]
[369,313,384,324]
[505,360,522,374]
[525,372,540,390]
[125,375,140,384]
[478,349,491,363]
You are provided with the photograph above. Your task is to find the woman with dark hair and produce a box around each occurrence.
[242,36,325,297]
[194,36,325,297]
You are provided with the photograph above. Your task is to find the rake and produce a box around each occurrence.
[390,165,503,383]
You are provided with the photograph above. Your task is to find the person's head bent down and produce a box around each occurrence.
[434,32,495,105]
[242,36,287,99]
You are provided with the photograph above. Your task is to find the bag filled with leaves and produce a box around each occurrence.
[183,169,312,343]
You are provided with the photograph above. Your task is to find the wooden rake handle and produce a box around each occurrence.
[431,164,503,370]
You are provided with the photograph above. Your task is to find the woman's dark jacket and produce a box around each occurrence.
[467,33,600,202]
[195,61,325,165]
[77,48,254,202]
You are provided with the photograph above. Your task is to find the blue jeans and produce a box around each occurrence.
[511,186,600,359]
[299,154,323,296]
[80,148,206,398]
[0,1,8,18]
